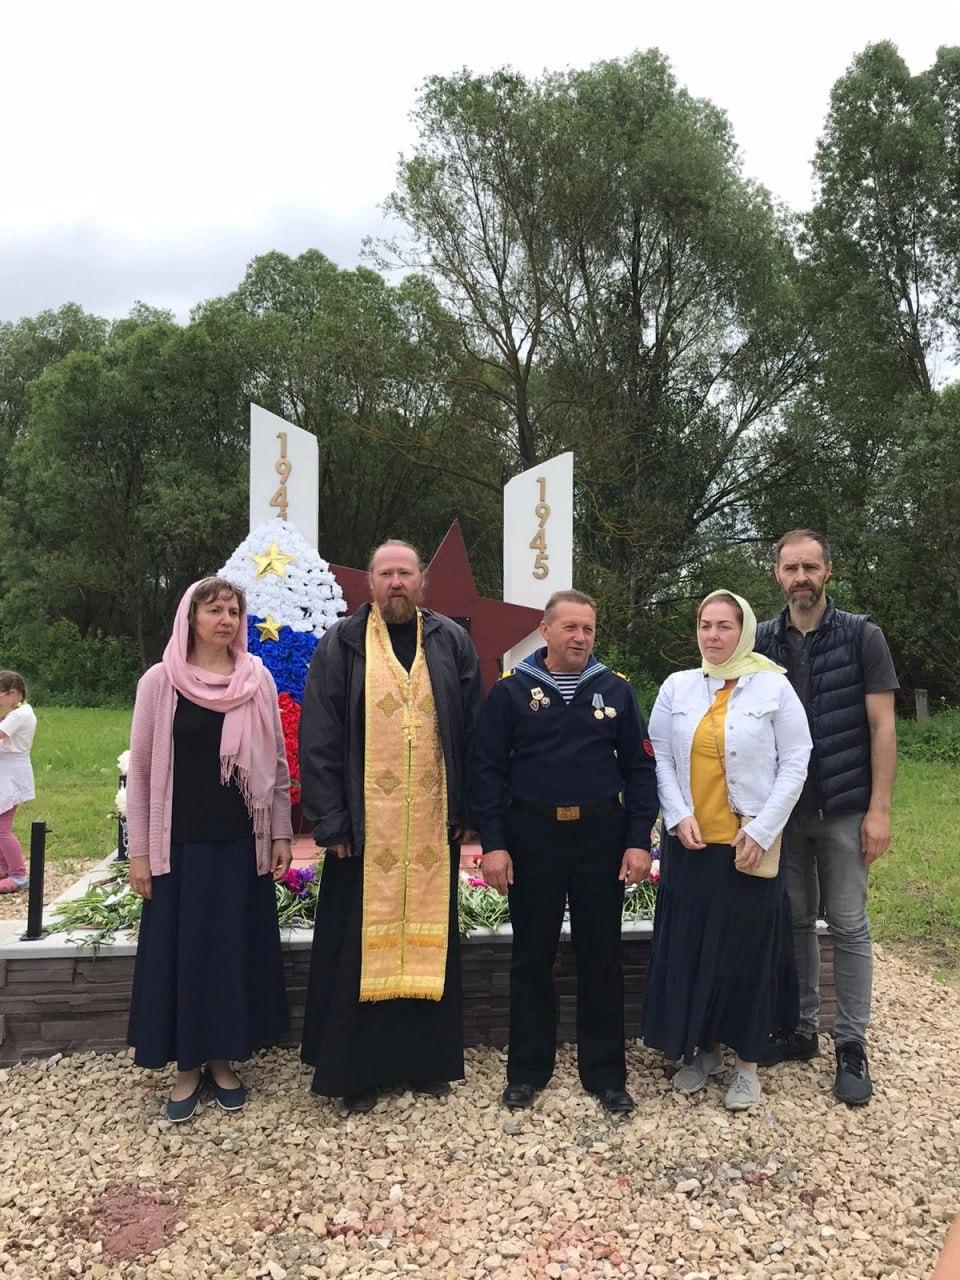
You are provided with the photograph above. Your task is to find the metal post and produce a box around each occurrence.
[20,821,48,942]
[116,773,128,860]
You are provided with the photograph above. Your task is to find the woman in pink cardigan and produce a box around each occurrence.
[125,577,294,1122]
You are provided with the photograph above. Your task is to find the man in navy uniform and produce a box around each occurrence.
[471,589,659,1113]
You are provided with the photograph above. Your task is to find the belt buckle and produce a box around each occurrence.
[556,805,581,822]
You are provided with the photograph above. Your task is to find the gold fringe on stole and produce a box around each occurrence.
[360,607,450,1002]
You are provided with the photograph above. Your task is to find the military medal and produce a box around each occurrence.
[530,698,540,712]
[530,686,546,712]
[605,706,617,718]
[540,695,551,707]
[592,692,605,720]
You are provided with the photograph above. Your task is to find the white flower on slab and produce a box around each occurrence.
[117,750,130,775]
[218,519,346,639]
[114,786,127,817]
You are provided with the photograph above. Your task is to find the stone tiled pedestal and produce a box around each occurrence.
[0,857,836,1065]
[0,930,836,1067]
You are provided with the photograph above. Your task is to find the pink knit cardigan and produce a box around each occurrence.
[125,664,294,876]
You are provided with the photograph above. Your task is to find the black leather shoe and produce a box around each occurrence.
[501,1082,537,1109]
[593,1087,635,1114]
[409,1080,451,1097]
[759,1030,819,1066]
[834,1041,873,1106]
[342,1089,378,1113]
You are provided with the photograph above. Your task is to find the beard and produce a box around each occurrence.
[786,583,825,612]
[378,594,418,624]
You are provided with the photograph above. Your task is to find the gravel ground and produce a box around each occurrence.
[2,946,958,1280]
[0,859,99,921]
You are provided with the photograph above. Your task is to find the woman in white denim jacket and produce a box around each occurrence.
[643,590,811,1111]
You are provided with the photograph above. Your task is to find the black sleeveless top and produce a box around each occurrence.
[171,695,253,843]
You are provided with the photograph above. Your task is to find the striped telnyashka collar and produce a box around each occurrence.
[514,650,608,700]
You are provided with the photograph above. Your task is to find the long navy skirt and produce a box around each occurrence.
[642,831,798,1064]
[128,837,288,1070]
[300,845,464,1097]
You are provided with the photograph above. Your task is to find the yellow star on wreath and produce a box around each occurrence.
[254,614,282,643]
[252,541,295,578]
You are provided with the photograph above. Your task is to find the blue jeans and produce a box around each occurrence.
[784,810,872,1046]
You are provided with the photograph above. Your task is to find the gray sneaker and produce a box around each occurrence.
[724,1068,762,1111]
[672,1050,725,1094]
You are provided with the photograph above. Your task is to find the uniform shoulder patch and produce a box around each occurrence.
[615,671,630,680]
[499,668,513,680]
[642,739,655,757]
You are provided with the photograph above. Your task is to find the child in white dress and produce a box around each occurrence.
[0,672,37,893]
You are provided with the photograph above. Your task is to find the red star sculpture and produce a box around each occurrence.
[331,521,543,690]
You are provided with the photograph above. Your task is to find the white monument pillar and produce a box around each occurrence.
[503,452,574,667]
[248,403,319,548]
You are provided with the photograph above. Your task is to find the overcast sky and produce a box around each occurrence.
[3,0,957,325]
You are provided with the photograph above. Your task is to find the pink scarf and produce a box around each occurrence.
[160,581,277,836]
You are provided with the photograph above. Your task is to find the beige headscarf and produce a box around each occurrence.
[699,589,787,679]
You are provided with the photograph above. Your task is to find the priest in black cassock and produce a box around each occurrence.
[298,539,483,1112]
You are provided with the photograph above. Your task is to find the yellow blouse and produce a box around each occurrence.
[690,686,739,844]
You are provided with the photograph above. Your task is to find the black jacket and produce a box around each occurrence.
[755,599,871,816]
[298,604,484,853]
[470,649,660,853]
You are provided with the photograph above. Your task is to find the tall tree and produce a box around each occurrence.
[195,250,504,575]
[0,304,108,453]
[867,386,960,698]
[0,312,249,687]
[751,43,960,696]
[805,41,957,406]
[382,52,810,636]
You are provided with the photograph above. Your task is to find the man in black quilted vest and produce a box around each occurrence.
[755,529,898,1105]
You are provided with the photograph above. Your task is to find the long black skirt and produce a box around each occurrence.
[128,837,288,1070]
[300,846,464,1097]
[643,831,798,1064]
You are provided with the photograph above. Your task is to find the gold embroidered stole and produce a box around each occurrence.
[360,606,450,1002]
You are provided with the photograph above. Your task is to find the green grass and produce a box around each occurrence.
[870,758,960,979]
[13,706,131,866]
[10,711,960,977]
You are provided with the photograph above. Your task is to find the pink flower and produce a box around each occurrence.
[283,865,317,898]
[467,876,487,889]
[649,860,661,884]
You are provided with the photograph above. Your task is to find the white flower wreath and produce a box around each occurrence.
[217,519,347,639]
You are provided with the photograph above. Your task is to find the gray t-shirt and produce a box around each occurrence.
[784,619,899,814]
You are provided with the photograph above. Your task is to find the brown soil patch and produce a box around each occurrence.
[65,1182,184,1261]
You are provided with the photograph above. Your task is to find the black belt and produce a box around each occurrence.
[509,796,622,822]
